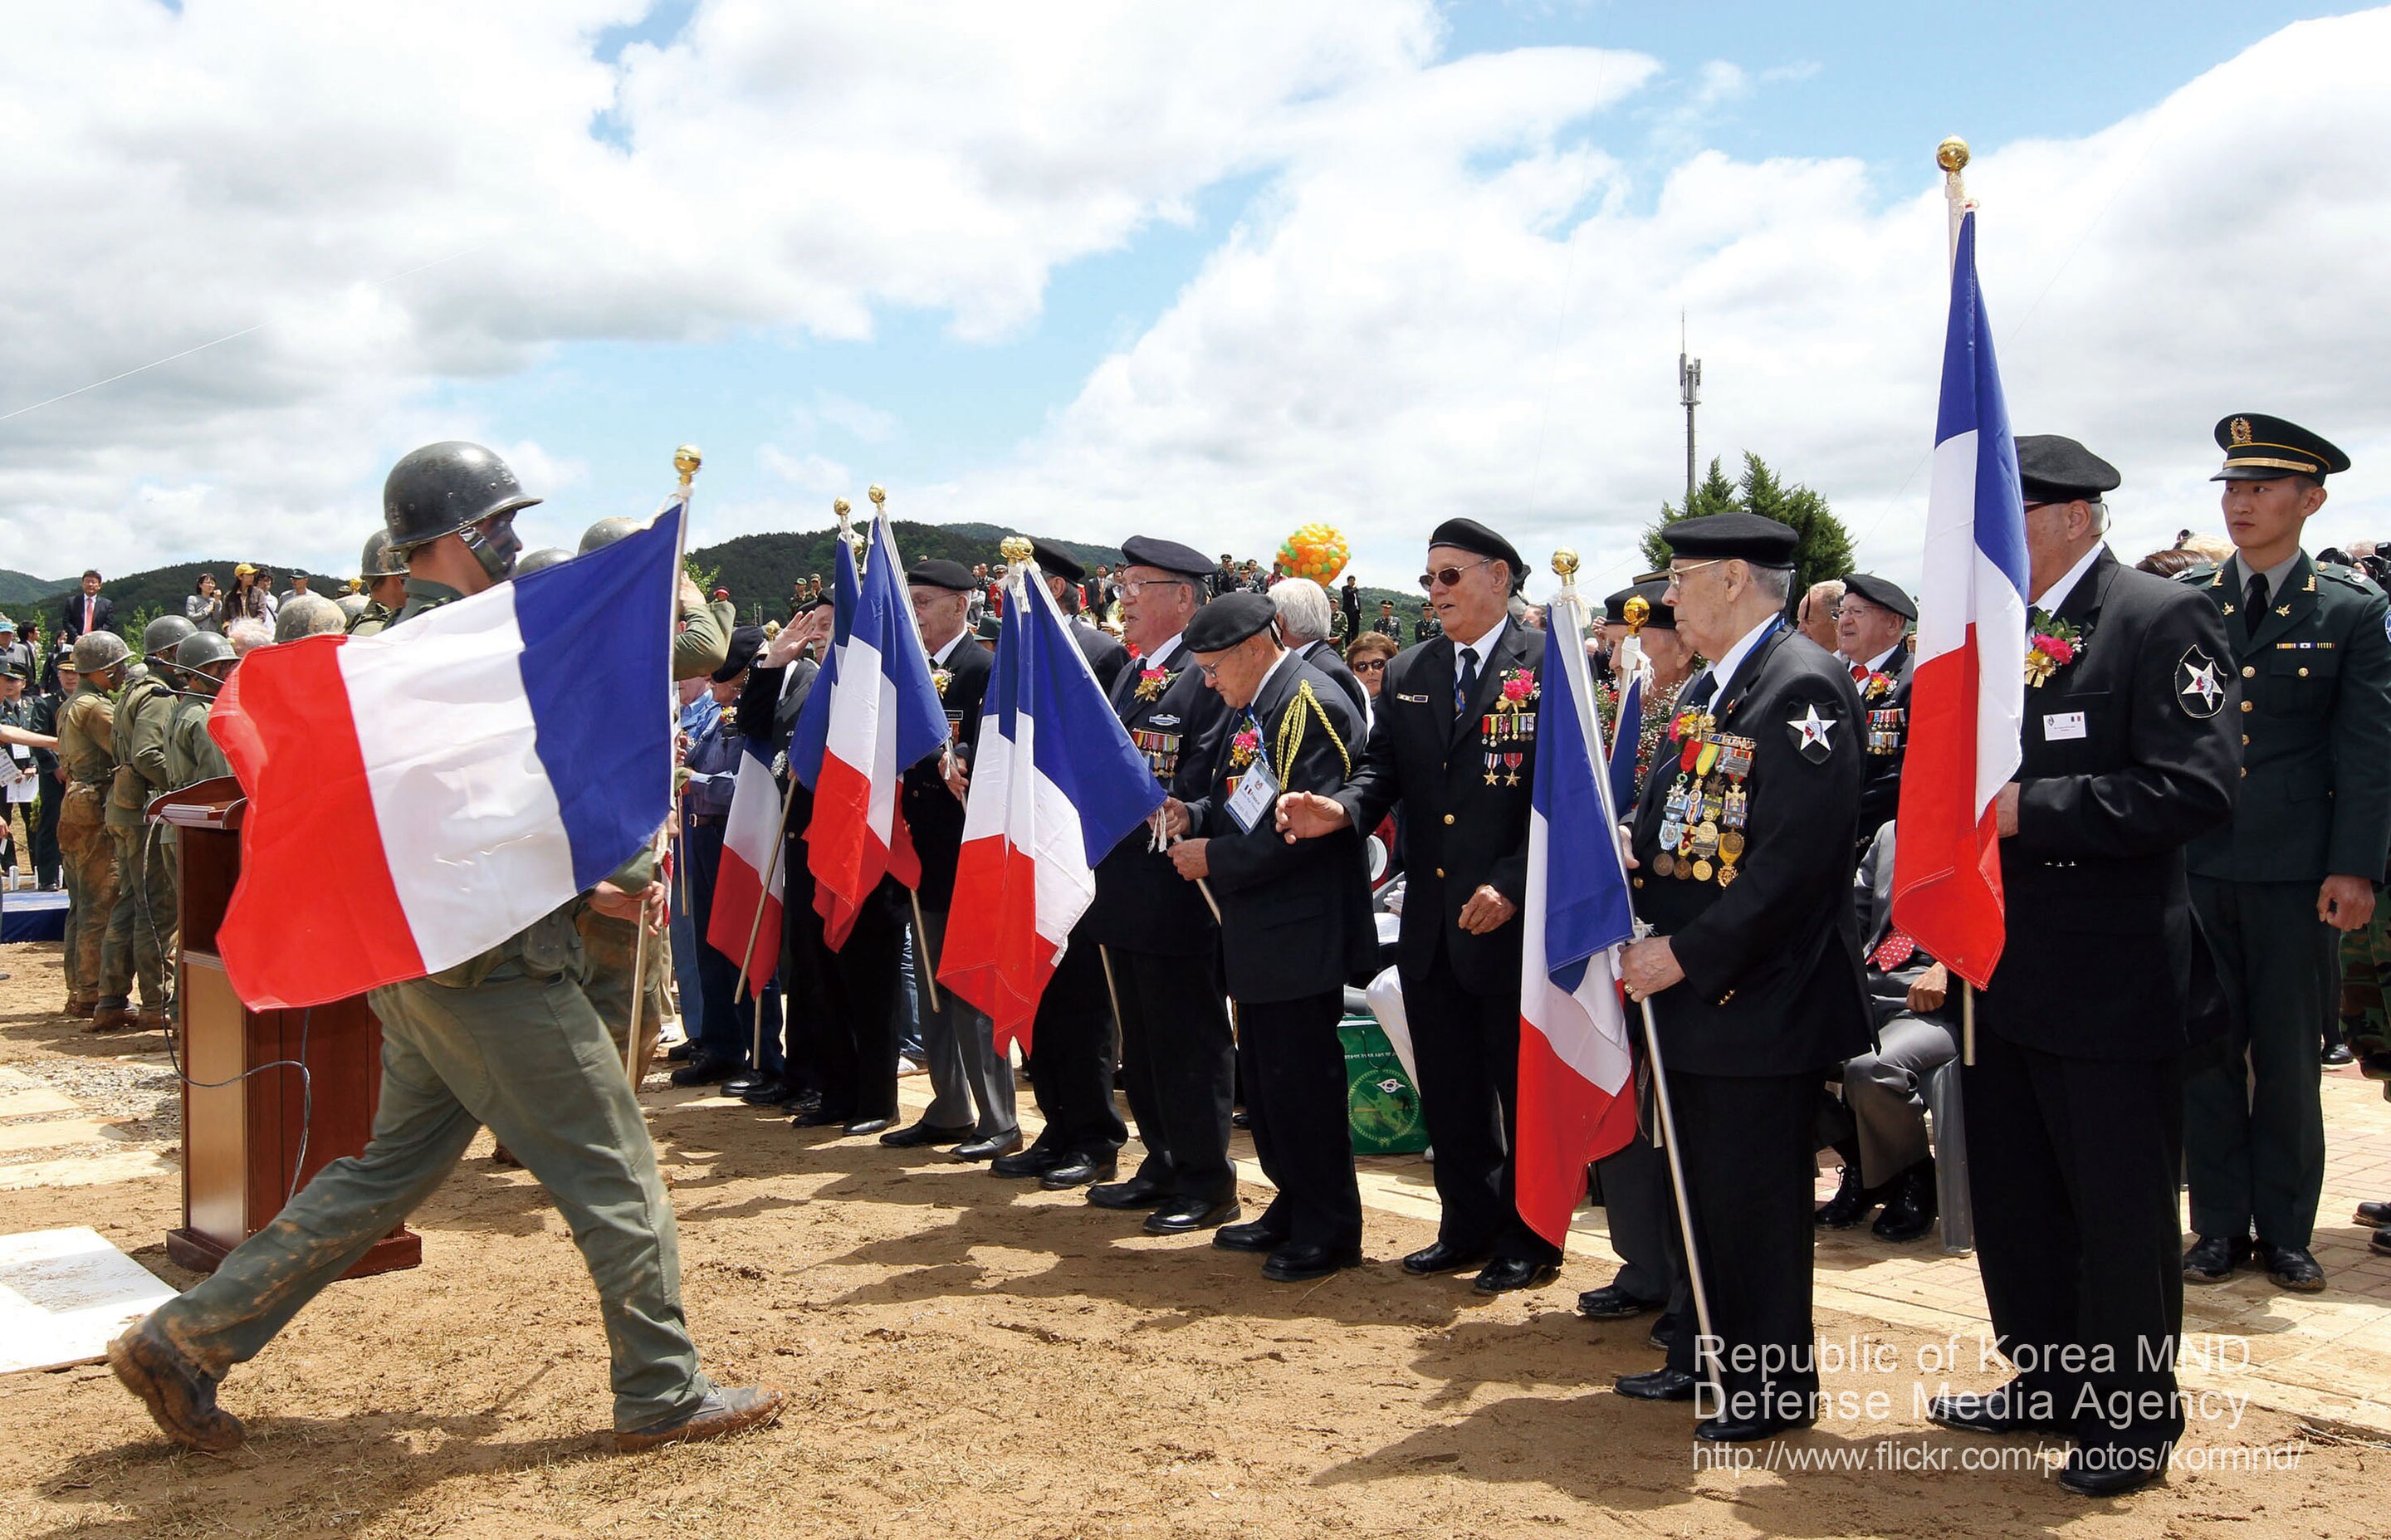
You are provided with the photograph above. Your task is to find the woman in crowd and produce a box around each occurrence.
[229,565,277,624]
[184,573,225,632]
[1343,630,1398,702]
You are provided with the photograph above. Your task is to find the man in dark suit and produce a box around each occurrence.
[1836,573,1914,856]
[1340,574,1362,643]
[1168,593,1375,1278]
[1032,540,1128,692]
[1927,436,2237,1497]
[1269,577,1369,722]
[1277,517,1558,1294]
[2178,415,2391,1294]
[1611,511,1869,1442]
[881,560,1018,1159]
[59,573,114,645]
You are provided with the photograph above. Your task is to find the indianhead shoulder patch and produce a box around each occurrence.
[2177,646,2225,718]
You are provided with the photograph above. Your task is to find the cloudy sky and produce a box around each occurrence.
[5,1,2386,597]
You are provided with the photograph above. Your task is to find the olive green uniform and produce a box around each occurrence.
[52,682,122,1008]
[345,599,396,638]
[104,671,178,1013]
[2180,553,2391,1248]
[164,692,233,789]
[141,573,716,1433]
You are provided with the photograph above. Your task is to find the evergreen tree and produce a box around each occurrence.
[1640,452,1853,590]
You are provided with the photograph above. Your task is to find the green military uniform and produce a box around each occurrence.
[345,598,397,638]
[139,561,717,1435]
[2343,906,2391,1073]
[164,691,232,788]
[2180,538,2391,1254]
[104,668,178,1018]
[53,681,121,1011]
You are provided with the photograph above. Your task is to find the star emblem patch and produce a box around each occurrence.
[2177,647,2225,718]
[1787,703,1837,761]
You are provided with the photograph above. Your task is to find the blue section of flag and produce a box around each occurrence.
[511,504,680,891]
[787,530,862,790]
[1535,632,1636,994]
[1934,212,2028,594]
[1604,668,1642,833]
[863,516,953,779]
[992,574,1165,867]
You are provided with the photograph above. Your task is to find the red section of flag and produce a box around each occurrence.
[1513,1005,1644,1248]
[1890,634,2007,988]
[938,834,1054,1054]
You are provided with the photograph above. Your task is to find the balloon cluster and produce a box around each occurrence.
[1275,522,1351,585]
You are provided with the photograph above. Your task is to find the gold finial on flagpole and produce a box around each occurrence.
[868,484,887,512]
[999,535,1033,566]
[673,443,702,493]
[833,496,852,538]
[1623,594,1650,635]
[1936,136,1970,176]
[1938,136,1975,262]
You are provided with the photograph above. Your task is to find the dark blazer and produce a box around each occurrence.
[1629,624,1870,1077]
[1851,639,1913,856]
[1070,618,1129,693]
[1079,638,1230,956]
[1191,655,1375,1002]
[1985,548,2239,1059]
[1853,824,1957,1034]
[1299,638,1370,723]
[736,657,825,881]
[59,592,115,643]
[902,638,992,912]
[1334,620,1545,997]
[2182,550,2391,883]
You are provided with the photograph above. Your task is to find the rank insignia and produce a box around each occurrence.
[2177,646,2225,718]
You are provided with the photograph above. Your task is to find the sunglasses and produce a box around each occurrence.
[1351,658,1387,672]
[1418,557,1494,591]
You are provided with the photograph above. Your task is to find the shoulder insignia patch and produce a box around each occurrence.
[1787,703,1836,762]
[2177,647,2225,718]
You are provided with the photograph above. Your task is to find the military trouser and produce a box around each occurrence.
[2340,890,2391,1062]
[101,824,170,1009]
[55,786,117,1005]
[2186,877,2331,1249]
[144,957,713,1431]
[579,909,666,1084]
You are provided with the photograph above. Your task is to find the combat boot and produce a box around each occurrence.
[88,998,137,1034]
[108,1320,246,1453]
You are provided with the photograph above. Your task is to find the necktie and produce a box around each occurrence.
[2243,573,2268,639]
[1870,927,1918,972]
[1679,670,1717,715]
[1455,646,1479,716]
[1850,662,1869,684]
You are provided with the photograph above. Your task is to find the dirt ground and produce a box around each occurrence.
[0,939,2383,1539]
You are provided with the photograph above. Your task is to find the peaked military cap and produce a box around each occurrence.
[2014,434,2122,505]
[1119,535,1213,579]
[906,558,975,592]
[1185,592,1279,653]
[1660,511,1799,567]
[1840,572,1916,621]
[2212,413,2349,482]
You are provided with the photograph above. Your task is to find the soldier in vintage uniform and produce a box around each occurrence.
[1278,517,1560,1294]
[1610,511,1868,1442]
[109,440,778,1455]
[879,558,1017,1159]
[94,614,193,1032]
[1836,573,1914,856]
[164,633,237,788]
[346,529,409,637]
[1928,435,2237,1497]
[1166,593,1374,1277]
[2174,415,2391,1293]
[52,633,127,1021]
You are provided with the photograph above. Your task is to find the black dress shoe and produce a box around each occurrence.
[2354,1199,2391,1227]
[791,1105,853,1128]
[1214,1218,1291,1254]
[1471,1257,1561,1295]
[778,1088,821,1113]
[1400,1239,1491,1277]
[2323,1042,2356,1068]
[1262,1243,1362,1282]
[738,1077,794,1106]
[2057,1444,2170,1497]
[665,1040,696,1063]
[1577,1283,1661,1320]
[2182,1233,2250,1283]
[2258,1240,2325,1293]
[1927,1379,2059,1435]
[843,1117,894,1137]
[1039,1154,1116,1190]
[880,1119,973,1148]
[1613,1366,1697,1401]
[1870,1161,1939,1243]
[1695,1410,1816,1443]
[669,1055,741,1088]
[1230,1108,1250,1129]
[2374,1225,2391,1258]
[990,1146,1064,1179]
[1144,1197,1240,1235]
[953,1131,1023,1161]
[1088,1176,1170,1210]
[1813,1162,1880,1229]
[719,1069,771,1098]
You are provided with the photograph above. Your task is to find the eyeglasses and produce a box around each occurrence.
[1121,578,1193,597]
[1351,658,1387,673]
[1419,557,1494,591]
[1194,661,1224,680]
[1662,559,1726,589]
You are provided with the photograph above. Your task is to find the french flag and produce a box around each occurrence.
[706,730,785,995]
[936,566,1161,1052]
[208,511,681,1010]
[1891,209,2028,988]
[790,515,947,948]
[1514,584,1642,1247]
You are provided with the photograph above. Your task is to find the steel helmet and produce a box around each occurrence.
[141,614,197,660]
[578,516,644,554]
[71,630,130,674]
[381,441,541,552]
[515,546,575,576]
[274,594,349,643]
[174,632,235,672]
[360,527,408,579]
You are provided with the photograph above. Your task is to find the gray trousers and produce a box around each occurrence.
[912,904,1017,1138]
[1592,1121,1689,1321]
[146,960,712,1431]
[1838,1014,1960,1187]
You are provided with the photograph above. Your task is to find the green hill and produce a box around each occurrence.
[6,561,346,646]
[0,570,72,609]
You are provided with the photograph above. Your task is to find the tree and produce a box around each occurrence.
[1640,452,1854,591]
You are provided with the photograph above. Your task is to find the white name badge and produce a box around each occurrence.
[1225,759,1280,834]
[2042,711,2087,741]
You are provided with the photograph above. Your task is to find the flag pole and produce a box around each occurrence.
[876,482,948,1017]
[1553,547,1723,1410]
[1939,136,1981,1068]
[628,443,704,1084]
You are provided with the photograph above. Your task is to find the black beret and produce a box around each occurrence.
[1118,535,1213,579]
[1600,580,1675,630]
[906,558,975,592]
[1427,518,1526,587]
[1031,540,1085,584]
[2013,434,2121,503]
[2212,413,2349,482]
[1659,511,1798,566]
[712,625,765,682]
[1185,592,1279,653]
[1839,572,1916,621]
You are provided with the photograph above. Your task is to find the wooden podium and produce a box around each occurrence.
[154,778,420,1278]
